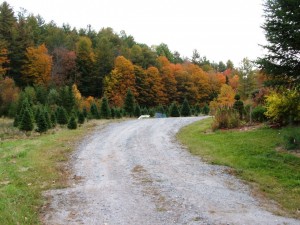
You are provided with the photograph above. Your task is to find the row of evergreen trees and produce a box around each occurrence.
[13,87,210,133]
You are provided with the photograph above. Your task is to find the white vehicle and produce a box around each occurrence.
[138,115,150,119]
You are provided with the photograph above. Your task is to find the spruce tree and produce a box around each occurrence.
[134,104,141,117]
[202,104,210,115]
[169,102,180,117]
[36,111,48,133]
[100,96,111,119]
[78,111,85,124]
[90,103,99,119]
[124,89,135,117]
[44,109,52,129]
[50,112,57,128]
[195,104,201,115]
[19,108,34,131]
[110,108,115,119]
[57,107,68,125]
[180,98,191,117]
[115,108,122,119]
[68,116,77,129]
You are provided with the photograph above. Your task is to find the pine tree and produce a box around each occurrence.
[169,102,180,117]
[202,104,210,115]
[134,104,141,117]
[36,110,48,133]
[50,112,57,128]
[57,107,68,125]
[19,108,34,131]
[78,111,85,124]
[90,103,99,119]
[44,109,51,129]
[123,89,135,117]
[100,96,111,119]
[110,108,115,119]
[68,116,77,129]
[115,108,122,119]
[180,98,191,117]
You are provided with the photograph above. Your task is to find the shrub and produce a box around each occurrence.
[265,89,300,125]
[56,107,68,125]
[212,107,240,131]
[67,116,77,129]
[282,127,300,150]
[202,104,210,115]
[252,106,267,122]
[78,112,85,124]
[180,98,191,117]
[169,102,180,117]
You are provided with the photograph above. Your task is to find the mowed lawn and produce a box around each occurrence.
[0,119,111,225]
[178,118,300,218]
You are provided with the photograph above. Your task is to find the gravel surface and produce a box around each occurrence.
[42,117,300,225]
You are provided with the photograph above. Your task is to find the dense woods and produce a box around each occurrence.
[0,1,299,132]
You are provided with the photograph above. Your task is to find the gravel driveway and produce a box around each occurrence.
[42,117,299,225]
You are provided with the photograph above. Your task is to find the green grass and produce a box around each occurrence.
[0,119,111,225]
[178,118,300,218]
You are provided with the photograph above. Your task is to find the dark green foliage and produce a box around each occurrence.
[50,112,57,128]
[282,127,300,150]
[35,85,47,104]
[134,104,141,117]
[44,110,51,129]
[67,116,77,129]
[78,111,85,124]
[36,110,48,133]
[202,104,210,115]
[233,97,244,119]
[257,0,300,87]
[180,98,191,117]
[252,106,267,122]
[141,107,149,115]
[13,114,19,127]
[100,96,111,119]
[19,108,34,131]
[115,108,122,119]
[169,102,180,117]
[195,104,201,115]
[90,103,99,119]
[149,108,155,117]
[124,89,135,117]
[59,86,75,113]
[110,108,115,119]
[56,107,68,125]
[83,107,87,118]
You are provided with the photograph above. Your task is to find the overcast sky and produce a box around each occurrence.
[7,0,267,66]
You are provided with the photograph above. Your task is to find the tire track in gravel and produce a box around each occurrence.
[41,117,300,225]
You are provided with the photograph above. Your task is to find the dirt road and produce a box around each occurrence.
[42,117,299,225]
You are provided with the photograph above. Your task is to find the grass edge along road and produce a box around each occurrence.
[177,118,300,219]
[0,119,113,225]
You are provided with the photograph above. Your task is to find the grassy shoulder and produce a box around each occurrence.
[177,118,300,218]
[0,119,112,225]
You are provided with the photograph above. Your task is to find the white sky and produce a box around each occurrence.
[7,0,267,66]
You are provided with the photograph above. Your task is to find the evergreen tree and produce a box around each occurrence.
[115,108,122,119]
[233,94,244,119]
[124,89,135,117]
[19,108,34,131]
[44,109,51,129]
[110,108,115,119]
[169,102,180,117]
[13,114,19,127]
[195,104,201,115]
[180,98,191,117]
[90,103,99,119]
[134,104,141,117]
[50,112,57,128]
[56,107,68,125]
[83,107,88,118]
[36,110,48,133]
[78,111,85,124]
[202,104,210,115]
[100,96,111,119]
[68,116,77,129]
[141,107,149,115]
[257,0,300,87]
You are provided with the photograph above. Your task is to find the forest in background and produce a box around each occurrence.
[0,1,299,133]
